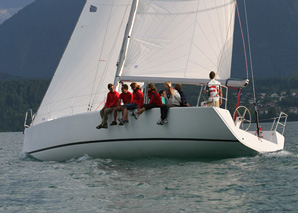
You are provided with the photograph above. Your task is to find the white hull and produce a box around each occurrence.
[23,107,284,161]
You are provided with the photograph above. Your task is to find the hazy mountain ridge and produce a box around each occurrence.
[0,0,86,78]
[0,0,35,24]
[0,0,297,79]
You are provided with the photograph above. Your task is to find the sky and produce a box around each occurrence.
[0,0,35,24]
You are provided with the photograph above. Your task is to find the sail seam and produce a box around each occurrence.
[217,0,236,78]
[88,0,116,110]
[184,0,200,78]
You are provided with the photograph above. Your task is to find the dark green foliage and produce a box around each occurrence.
[0,79,50,132]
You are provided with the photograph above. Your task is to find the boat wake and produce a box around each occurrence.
[259,150,297,158]
[19,152,41,161]
[66,154,93,163]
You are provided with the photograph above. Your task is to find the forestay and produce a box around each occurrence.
[119,0,236,84]
[34,0,132,125]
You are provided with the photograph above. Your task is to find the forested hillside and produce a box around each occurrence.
[0,79,49,131]
[1,76,298,132]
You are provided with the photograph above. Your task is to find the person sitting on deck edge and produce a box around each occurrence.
[131,82,162,119]
[96,83,119,129]
[110,84,133,126]
[121,82,144,125]
[175,83,190,107]
[159,90,166,105]
[157,81,181,125]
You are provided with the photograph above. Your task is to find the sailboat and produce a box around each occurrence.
[23,0,288,161]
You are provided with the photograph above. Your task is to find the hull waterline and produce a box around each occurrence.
[23,107,283,161]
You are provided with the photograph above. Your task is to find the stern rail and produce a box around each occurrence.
[270,112,288,135]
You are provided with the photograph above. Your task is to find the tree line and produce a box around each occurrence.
[0,79,50,132]
[1,75,298,132]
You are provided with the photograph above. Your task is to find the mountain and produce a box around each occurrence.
[0,0,297,79]
[0,0,86,78]
[0,0,35,8]
[0,0,35,24]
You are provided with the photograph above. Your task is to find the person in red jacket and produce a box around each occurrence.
[121,82,144,124]
[96,83,119,129]
[131,82,162,119]
[110,84,132,126]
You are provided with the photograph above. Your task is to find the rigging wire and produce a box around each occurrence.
[243,0,260,135]
[236,1,249,79]
[243,0,257,102]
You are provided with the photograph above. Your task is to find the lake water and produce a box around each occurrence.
[0,122,297,212]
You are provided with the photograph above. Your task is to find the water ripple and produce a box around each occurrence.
[1,122,298,212]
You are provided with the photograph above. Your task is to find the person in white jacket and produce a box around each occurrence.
[157,81,181,125]
[203,71,222,107]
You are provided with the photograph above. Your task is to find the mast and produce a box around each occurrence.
[113,0,138,87]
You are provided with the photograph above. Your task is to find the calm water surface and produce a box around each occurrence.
[0,122,297,212]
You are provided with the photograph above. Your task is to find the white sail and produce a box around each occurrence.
[120,0,236,84]
[34,0,132,125]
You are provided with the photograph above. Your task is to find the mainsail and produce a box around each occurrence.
[119,0,236,84]
[34,0,132,124]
